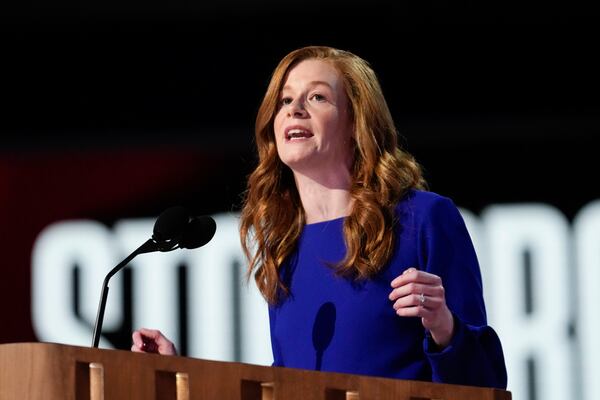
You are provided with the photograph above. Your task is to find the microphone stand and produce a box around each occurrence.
[91,238,160,348]
[90,207,215,348]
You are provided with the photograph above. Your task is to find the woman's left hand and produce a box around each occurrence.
[389,267,455,348]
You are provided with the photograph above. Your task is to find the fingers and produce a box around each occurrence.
[131,330,145,351]
[136,327,163,340]
[131,344,144,353]
[394,303,439,321]
[388,281,445,302]
[390,267,442,288]
[389,268,445,302]
[391,288,451,339]
[132,329,161,353]
[391,292,444,314]
[388,268,445,320]
[131,328,177,356]
[388,267,455,347]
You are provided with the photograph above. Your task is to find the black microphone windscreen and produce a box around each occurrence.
[153,206,190,242]
[179,216,217,249]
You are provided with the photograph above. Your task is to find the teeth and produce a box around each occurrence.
[287,129,311,139]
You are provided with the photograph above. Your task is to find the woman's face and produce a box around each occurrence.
[273,59,353,178]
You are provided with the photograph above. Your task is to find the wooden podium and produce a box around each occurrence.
[0,343,510,400]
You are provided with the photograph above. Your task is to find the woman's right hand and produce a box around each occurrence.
[131,328,177,356]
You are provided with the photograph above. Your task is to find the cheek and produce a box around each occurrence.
[324,112,350,144]
[273,114,284,144]
[273,113,289,154]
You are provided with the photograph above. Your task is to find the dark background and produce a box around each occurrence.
[1,0,599,345]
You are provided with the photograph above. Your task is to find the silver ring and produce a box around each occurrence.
[419,293,426,306]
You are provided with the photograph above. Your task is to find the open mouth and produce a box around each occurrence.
[285,127,314,141]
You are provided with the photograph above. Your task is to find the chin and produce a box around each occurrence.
[280,155,314,172]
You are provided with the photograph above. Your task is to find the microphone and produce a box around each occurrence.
[179,216,217,249]
[91,207,216,348]
[152,206,217,251]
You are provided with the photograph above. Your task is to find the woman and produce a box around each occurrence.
[133,46,507,389]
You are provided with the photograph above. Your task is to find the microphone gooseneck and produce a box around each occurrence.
[91,207,216,348]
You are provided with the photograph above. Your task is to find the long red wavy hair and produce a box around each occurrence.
[240,46,425,304]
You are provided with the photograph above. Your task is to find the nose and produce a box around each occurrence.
[288,99,308,118]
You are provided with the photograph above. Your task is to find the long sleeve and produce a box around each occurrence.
[417,195,507,388]
[268,190,507,387]
[269,302,284,367]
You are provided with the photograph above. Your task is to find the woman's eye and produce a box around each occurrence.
[280,97,293,106]
[311,94,326,102]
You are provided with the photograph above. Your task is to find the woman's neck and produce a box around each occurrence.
[293,169,353,224]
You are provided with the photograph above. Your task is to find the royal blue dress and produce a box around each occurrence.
[269,189,507,388]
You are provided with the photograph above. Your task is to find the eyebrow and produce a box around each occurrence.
[282,80,334,92]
